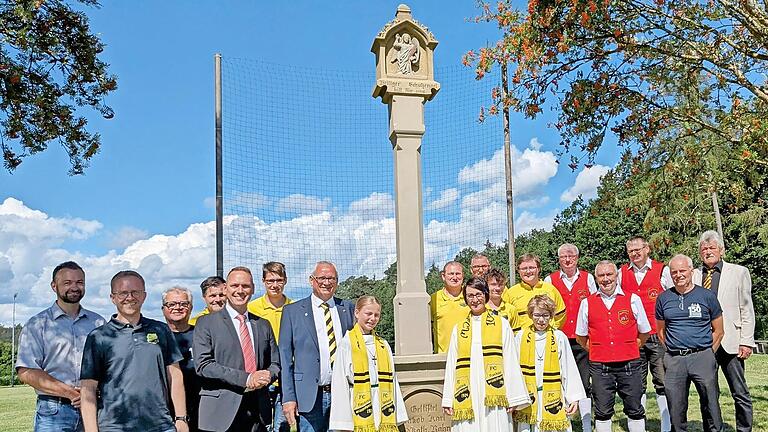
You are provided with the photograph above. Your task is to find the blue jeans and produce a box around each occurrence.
[276,389,331,432]
[34,398,83,432]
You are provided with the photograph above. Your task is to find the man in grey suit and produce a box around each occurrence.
[194,266,280,432]
[278,261,355,432]
[694,230,756,432]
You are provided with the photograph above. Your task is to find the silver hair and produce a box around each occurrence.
[313,260,337,276]
[162,286,193,304]
[594,260,617,275]
[669,254,694,269]
[557,243,579,257]
[698,230,725,251]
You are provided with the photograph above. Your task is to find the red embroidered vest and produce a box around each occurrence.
[586,292,640,362]
[620,260,663,334]
[550,270,590,339]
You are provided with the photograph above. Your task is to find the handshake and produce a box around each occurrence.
[245,370,272,391]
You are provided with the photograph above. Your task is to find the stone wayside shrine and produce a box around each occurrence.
[371,5,451,432]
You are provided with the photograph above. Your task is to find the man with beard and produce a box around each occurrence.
[16,261,105,432]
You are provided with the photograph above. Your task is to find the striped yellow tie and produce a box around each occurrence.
[704,267,714,290]
[321,302,337,365]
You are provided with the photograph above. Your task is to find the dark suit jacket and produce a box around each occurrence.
[279,296,355,412]
[193,308,280,431]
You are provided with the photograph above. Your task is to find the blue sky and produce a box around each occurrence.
[0,1,621,324]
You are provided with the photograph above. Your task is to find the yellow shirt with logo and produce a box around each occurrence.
[501,280,566,330]
[489,301,521,333]
[188,308,210,326]
[430,289,469,354]
[247,294,293,343]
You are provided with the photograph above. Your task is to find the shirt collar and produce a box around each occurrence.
[630,258,652,272]
[598,286,625,300]
[311,293,335,308]
[108,313,147,330]
[225,303,246,319]
[703,260,724,272]
[260,293,291,310]
[519,280,544,290]
[559,270,580,281]
[49,301,87,321]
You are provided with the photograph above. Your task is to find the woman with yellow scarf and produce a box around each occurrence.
[513,295,586,432]
[329,295,407,432]
[441,277,531,431]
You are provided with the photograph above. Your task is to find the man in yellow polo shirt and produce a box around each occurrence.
[430,261,468,353]
[247,261,292,431]
[188,275,227,325]
[502,253,567,330]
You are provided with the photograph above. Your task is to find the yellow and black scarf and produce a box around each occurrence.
[349,324,398,432]
[514,325,569,431]
[452,311,508,421]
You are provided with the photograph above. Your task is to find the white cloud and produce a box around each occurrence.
[106,226,149,249]
[276,194,331,215]
[426,188,458,211]
[0,143,563,325]
[560,165,610,203]
[514,210,557,234]
[529,137,543,151]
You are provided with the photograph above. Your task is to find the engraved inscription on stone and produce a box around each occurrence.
[403,389,451,432]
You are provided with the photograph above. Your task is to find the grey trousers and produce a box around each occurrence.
[701,347,753,432]
[663,348,722,432]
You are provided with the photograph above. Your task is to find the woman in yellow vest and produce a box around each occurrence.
[329,295,408,431]
[513,295,586,432]
[442,277,531,431]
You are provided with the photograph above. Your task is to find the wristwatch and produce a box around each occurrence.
[174,415,189,423]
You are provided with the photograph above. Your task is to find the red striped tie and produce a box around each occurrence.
[236,314,257,373]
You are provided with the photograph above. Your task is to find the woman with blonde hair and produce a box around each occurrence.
[514,295,586,432]
[442,277,530,431]
[329,295,407,431]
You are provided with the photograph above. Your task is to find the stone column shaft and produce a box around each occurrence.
[389,94,432,356]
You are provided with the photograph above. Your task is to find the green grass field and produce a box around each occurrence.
[1,355,766,431]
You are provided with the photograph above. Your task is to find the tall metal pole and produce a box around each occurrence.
[11,292,17,386]
[501,62,516,284]
[712,192,724,249]
[215,54,224,278]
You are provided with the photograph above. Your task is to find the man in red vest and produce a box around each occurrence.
[576,260,650,432]
[544,243,596,432]
[619,236,672,432]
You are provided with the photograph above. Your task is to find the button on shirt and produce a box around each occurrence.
[312,294,343,385]
[618,258,674,289]
[574,287,652,336]
[15,302,105,394]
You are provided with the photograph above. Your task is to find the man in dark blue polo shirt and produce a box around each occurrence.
[80,270,189,432]
[656,254,724,432]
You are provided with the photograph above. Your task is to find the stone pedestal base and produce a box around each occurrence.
[395,354,452,432]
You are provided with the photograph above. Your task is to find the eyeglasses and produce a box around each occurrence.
[470,264,490,270]
[679,295,685,311]
[518,266,538,272]
[311,276,337,284]
[532,313,551,320]
[465,293,486,301]
[163,301,191,309]
[111,290,145,300]
[264,278,286,286]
